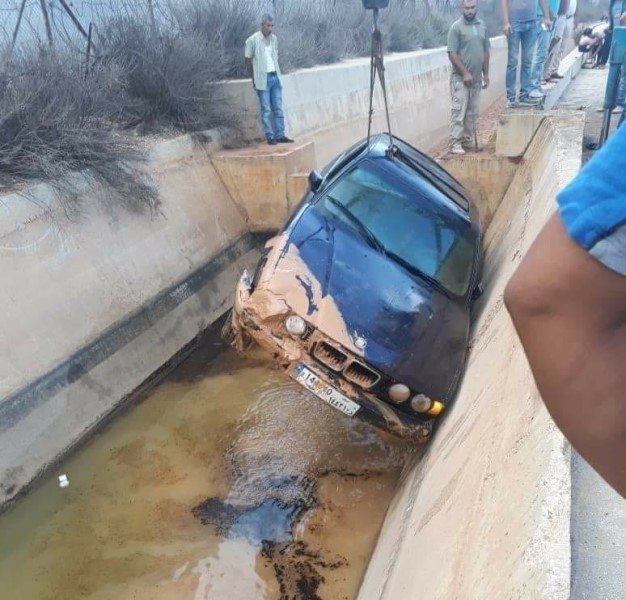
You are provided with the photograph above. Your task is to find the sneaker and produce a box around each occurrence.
[613,106,624,114]
[267,138,278,145]
[450,144,465,155]
[506,100,517,109]
[549,73,564,80]
[277,136,294,144]
[519,96,539,106]
[528,89,544,99]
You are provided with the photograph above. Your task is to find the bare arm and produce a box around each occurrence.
[539,0,552,25]
[558,0,570,15]
[501,0,511,34]
[505,213,626,497]
[245,57,254,85]
[448,51,473,86]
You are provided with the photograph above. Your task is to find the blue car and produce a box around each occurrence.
[224,134,482,442]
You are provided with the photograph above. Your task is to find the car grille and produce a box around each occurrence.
[313,341,348,371]
[343,360,380,389]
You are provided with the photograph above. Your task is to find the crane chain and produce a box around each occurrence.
[367,8,394,153]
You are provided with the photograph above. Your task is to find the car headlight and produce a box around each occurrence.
[411,394,444,416]
[388,383,411,403]
[285,315,307,337]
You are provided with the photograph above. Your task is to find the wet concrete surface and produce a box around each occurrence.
[0,334,412,600]
[556,67,626,600]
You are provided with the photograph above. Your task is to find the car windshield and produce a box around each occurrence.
[319,159,476,297]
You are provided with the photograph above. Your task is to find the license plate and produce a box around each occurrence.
[294,365,360,417]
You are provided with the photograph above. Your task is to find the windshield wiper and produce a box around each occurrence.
[326,196,454,296]
[381,247,452,298]
[326,196,385,253]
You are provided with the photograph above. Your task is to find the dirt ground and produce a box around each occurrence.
[433,94,507,159]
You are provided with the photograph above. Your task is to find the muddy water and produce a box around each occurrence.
[0,337,412,600]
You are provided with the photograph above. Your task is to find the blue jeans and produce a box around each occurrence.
[256,73,285,141]
[531,20,552,92]
[506,20,539,101]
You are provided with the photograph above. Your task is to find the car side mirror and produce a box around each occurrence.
[472,283,484,301]
[309,170,323,192]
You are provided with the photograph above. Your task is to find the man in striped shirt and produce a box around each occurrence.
[245,14,294,146]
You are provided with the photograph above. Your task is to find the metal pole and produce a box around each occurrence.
[9,0,27,56]
[599,27,626,146]
[57,0,91,42]
[39,0,53,48]
[85,22,93,79]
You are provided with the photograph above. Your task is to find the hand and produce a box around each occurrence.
[463,72,474,87]
[503,22,512,35]
[543,17,552,30]
[482,76,490,89]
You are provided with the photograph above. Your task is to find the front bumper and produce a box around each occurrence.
[285,360,433,443]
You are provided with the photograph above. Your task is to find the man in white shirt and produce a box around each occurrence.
[244,14,294,145]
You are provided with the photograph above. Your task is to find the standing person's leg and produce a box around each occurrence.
[549,16,572,77]
[597,30,613,66]
[257,81,275,143]
[519,21,537,101]
[269,73,286,140]
[463,83,481,149]
[449,74,469,151]
[506,25,522,105]
[531,21,551,95]
[545,15,566,78]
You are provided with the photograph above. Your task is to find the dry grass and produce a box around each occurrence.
[0,0,503,211]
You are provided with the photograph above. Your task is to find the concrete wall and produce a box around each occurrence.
[358,112,585,600]
[0,133,261,507]
[220,37,508,166]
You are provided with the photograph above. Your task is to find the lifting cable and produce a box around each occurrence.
[365,5,395,154]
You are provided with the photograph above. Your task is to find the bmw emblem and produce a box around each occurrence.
[354,335,367,350]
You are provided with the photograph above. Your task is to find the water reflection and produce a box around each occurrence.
[0,345,410,599]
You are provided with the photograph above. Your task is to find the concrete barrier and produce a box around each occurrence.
[0,133,261,507]
[219,37,508,166]
[358,112,585,600]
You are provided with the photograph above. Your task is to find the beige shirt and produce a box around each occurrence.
[244,31,281,91]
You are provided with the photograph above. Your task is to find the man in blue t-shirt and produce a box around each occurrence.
[501,0,552,107]
[505,125,626,497]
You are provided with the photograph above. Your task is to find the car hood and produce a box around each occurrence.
[264,206,470,400]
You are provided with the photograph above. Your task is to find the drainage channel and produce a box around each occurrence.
[0,331,412,600]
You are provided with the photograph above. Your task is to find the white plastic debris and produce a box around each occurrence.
[58,474,69,488]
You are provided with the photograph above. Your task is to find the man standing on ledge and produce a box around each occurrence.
[245,14,294,146]
[502,0,551,107]
[447,0,490,155]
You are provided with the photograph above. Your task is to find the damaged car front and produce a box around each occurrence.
[224,134,482,443]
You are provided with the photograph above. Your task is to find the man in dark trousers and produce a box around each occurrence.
[447,0,491,155]
[245,14,294,146]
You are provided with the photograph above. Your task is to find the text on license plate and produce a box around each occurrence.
[295,365,360,417]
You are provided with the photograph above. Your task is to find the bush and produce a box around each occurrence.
[0,48,159,214]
